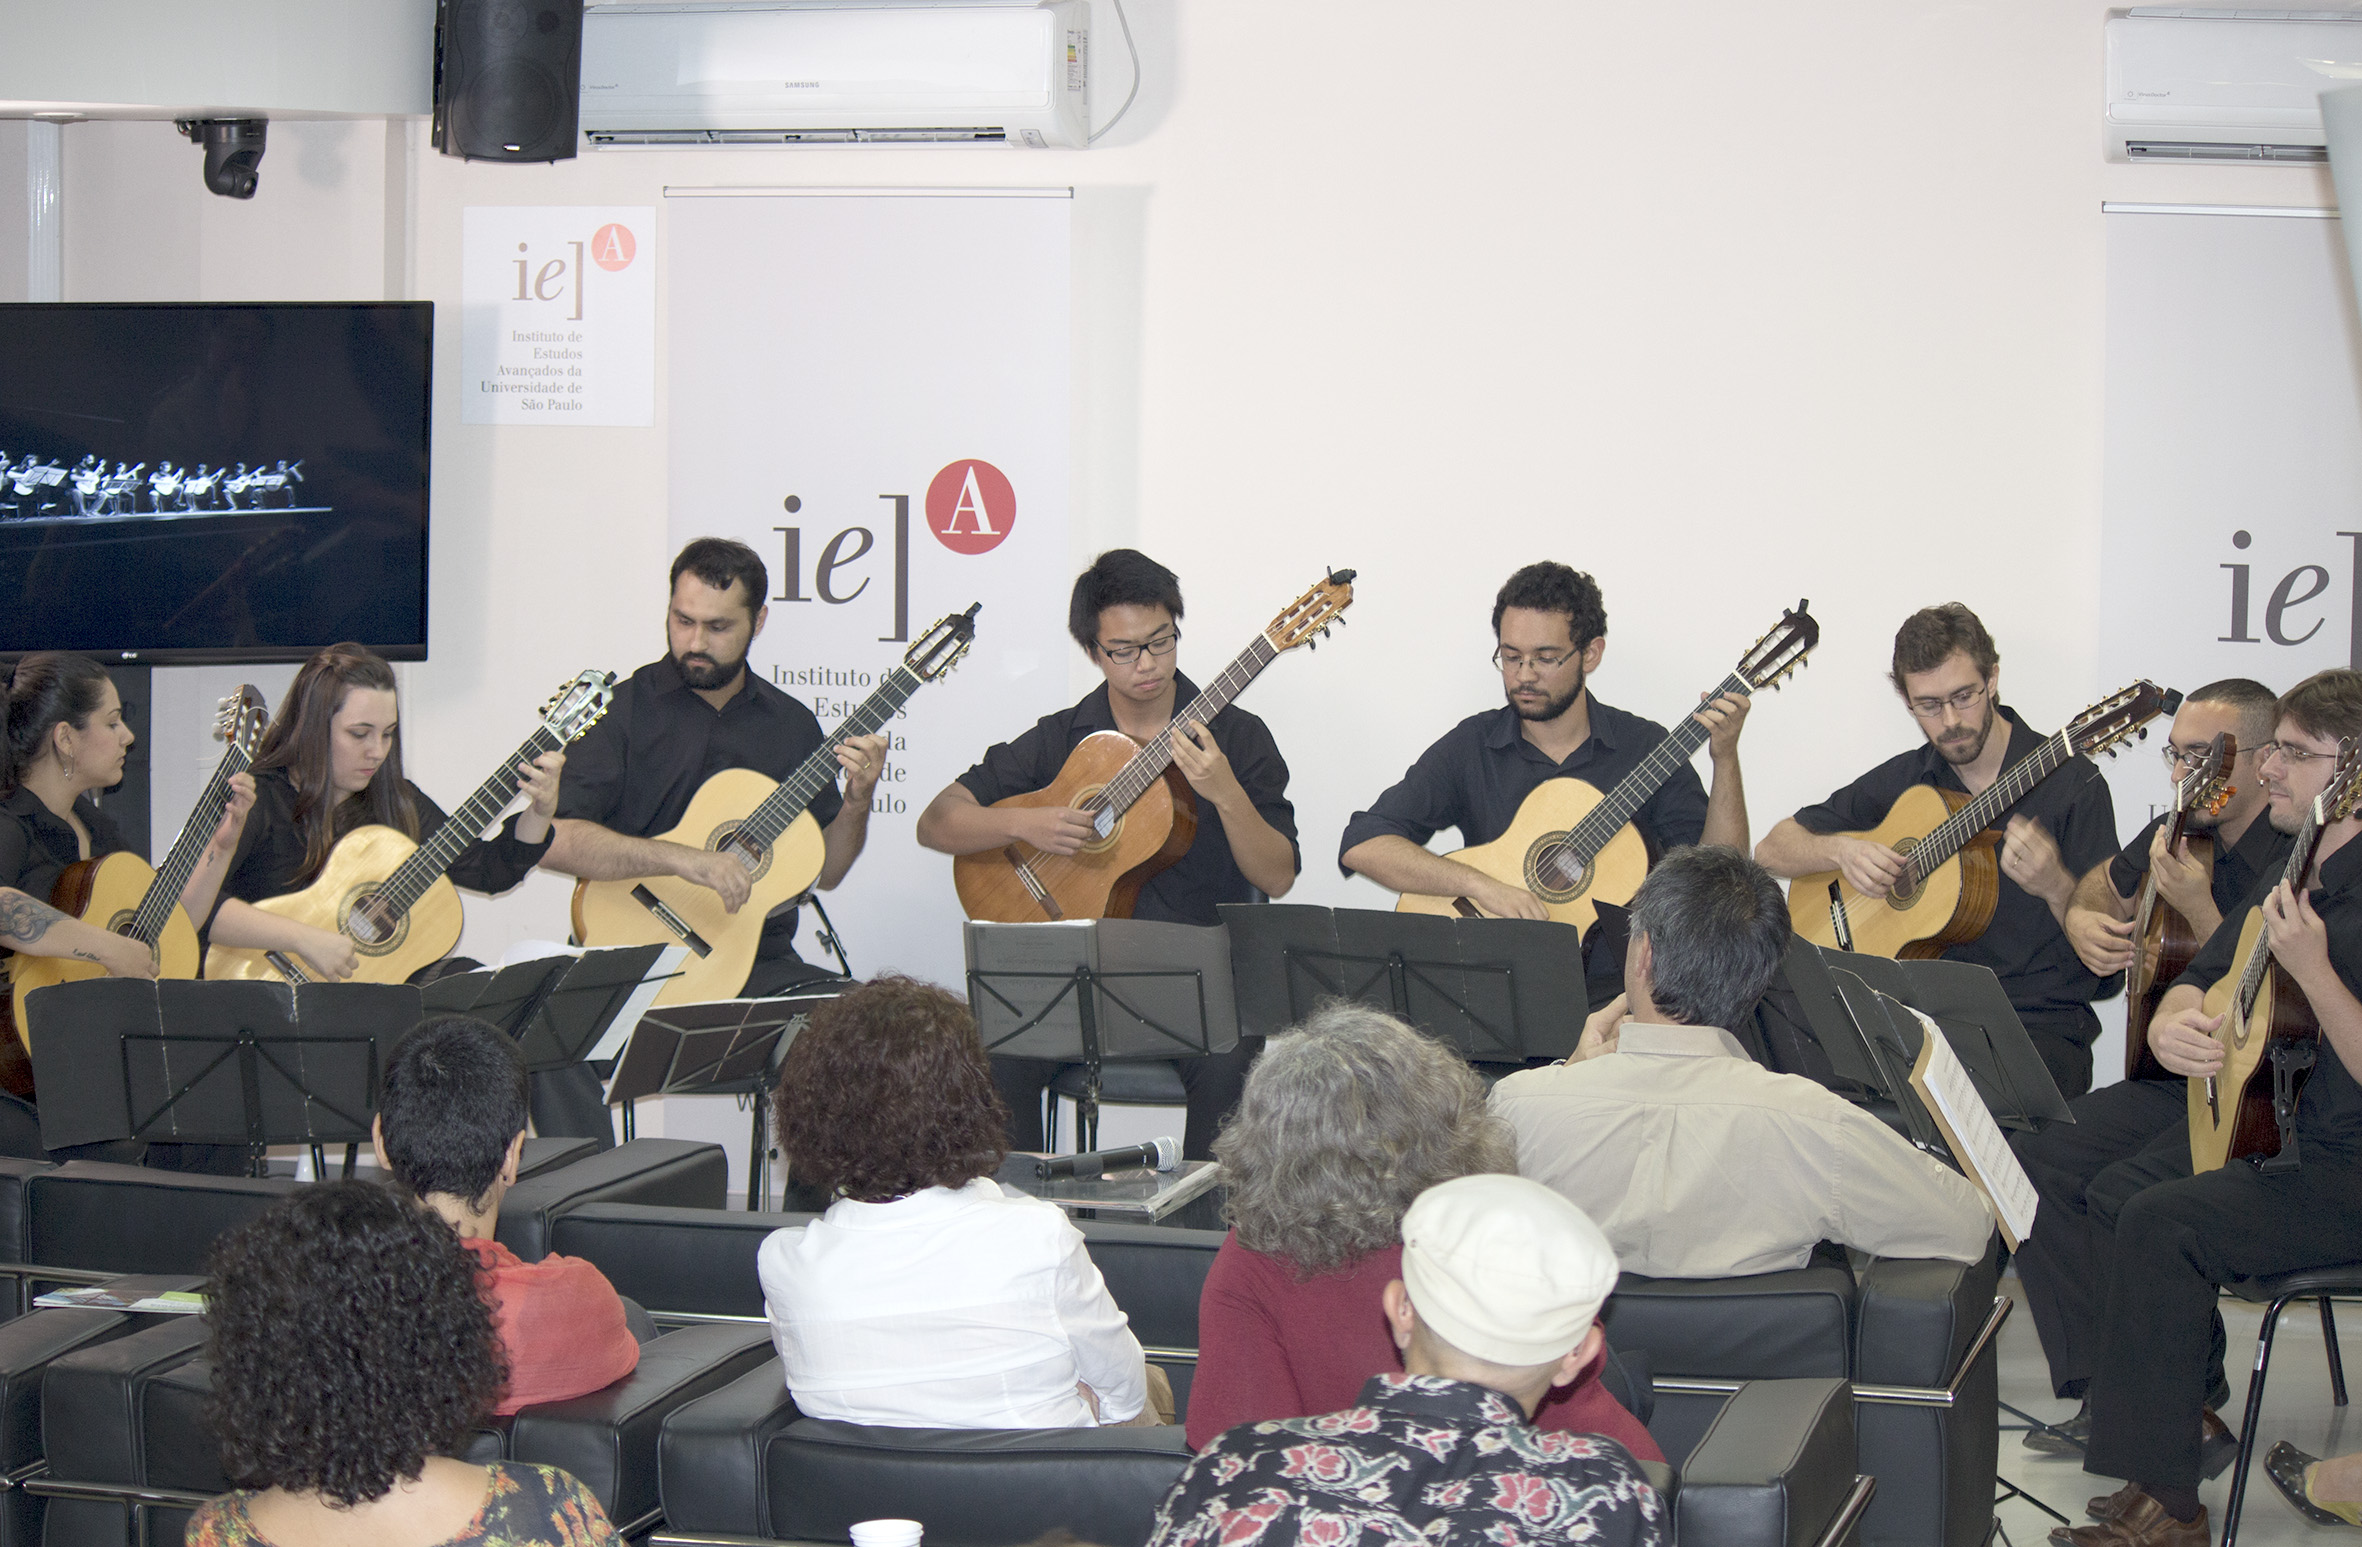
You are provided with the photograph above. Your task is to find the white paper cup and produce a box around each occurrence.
[849,1520,924,1547]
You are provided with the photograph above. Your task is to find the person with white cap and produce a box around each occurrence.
[1146,1174,1665,1547]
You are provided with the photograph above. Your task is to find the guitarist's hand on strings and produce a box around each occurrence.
[678,848,754,913]
[292,924,359,982]
[1468,876,1552,921]
[1832,836,1908,900]
[2150,1001,2228,1078]
[1692,690,1751,759]
[2151,826,2215,926]
[1171,721,1246,808]
[205,772,256,862]
[2065,906,2136,977]
[2262,878,2335,996]
[835,734,890,801]
[513,750,565,844]
[1007,806,1100,857]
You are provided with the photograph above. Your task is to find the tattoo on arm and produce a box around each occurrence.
[71,949,101,963]
[0,892,67,947]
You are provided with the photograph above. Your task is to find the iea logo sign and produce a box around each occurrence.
[926,459,1015,555]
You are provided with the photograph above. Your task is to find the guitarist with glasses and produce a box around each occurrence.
[1339,562,1750,923]
[1756,603,2119,1099]
[915,549,1301,1159]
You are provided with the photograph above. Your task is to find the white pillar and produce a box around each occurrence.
[26,120,60,302]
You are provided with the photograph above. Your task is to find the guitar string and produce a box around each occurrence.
[732,667,923,855]
[372,724,568,925]
[129,740,255,944]
[1534,670,1752,884]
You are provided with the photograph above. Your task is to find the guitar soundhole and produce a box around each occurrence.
[1074,786,1123,857]
[707,823,775,884]
[1882,839,1924,910]
[1526,836,1589,904]
[341,890,410,957]
[106,909,137,936]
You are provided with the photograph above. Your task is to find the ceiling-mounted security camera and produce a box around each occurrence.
[174,119,268,200]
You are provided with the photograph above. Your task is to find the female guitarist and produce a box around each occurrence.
[1,655,254,1077]
[205,645,562,981]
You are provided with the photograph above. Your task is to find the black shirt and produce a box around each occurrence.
[1338,696,1709,872]
[955,673,1298,928]
[2107,809,2292,917]
[2173,836,2362,1165]
[1792,707,2119,1026]
[219,769,550,910]
[556,657,843,954]
[0,786,130,957]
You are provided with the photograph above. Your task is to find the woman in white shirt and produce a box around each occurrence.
[759,975,1170,1429]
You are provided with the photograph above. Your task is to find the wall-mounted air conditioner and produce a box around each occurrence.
[579,0,1089,149]
[2106,8,2362,165]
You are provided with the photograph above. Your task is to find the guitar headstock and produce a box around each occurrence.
[2067,680,2172,761]
[1266,567,1356,653]
[2181,732,2237,821]
[541,670,617,743]
[2322,738,2362,824]
[906,603,981,681]
[213,684,270,754]
[1736,599,1819,691]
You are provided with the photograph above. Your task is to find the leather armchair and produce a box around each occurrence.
[0,1309,135,1547]
[23,1165,295,1280]
[495,1140,731,1261]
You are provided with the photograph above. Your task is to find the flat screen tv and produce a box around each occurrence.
[0,301,431,664]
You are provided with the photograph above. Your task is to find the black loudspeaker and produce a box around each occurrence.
[433,0,584,162]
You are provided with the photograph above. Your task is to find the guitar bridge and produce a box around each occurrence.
[266,951,311,985]
[1825,879,1855,952]
[1002,847,1064,920]
[631,885,713,958]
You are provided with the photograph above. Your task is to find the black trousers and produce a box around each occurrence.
[2084,1150,2362,1493]
[2011,1078,2190,1399]
[2020,1005,2103,1104]
[993,1036,1265,1162]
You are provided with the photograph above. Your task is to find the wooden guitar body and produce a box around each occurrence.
[2191,909,2318,1173]
[953,731,1198,923]
[9,851,201,1030]
[202,826,464,986]
[1787,785,2001,959]
[570,767,828,1007]
[1395,777,1652,932]
[2126,835,2215,1083]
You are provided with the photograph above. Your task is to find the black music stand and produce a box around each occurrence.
[603,984,850,1209]
[1222,903,1586,1064]
[25,978,420,1175]
[421,945,679,1072]
[964,920,1237,1150]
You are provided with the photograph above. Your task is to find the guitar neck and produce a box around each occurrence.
[1094,635,1280,821]
[1915,729,2078,874]
[377,727,564,918]
[736,667,924,852]
[2237,799,2329,1019]
[2128,790,2200,950]
[1565,672,1744,856]
[127,740,255,946]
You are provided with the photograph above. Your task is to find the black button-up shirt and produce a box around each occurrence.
[2173,836,2362,1165]
[219,768,550,910]
[2107,808,2292,916]
[1338,696,1709,872]
[1791,707,2119,1028]
[0,786,130,957]
[557,657,842,955]
[955,673,1297,928]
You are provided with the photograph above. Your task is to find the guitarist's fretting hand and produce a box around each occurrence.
[1008,806,1099,857]
[1831,836,1909,899]
[2001,816,2077,922]
[2151,828,2216,931]
[2262,879,2335,998]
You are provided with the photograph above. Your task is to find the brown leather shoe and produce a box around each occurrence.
[2087,1482,2142,1522]
[2048,1487,2209,1545]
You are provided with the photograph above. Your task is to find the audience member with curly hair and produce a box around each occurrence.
[185,1181,619,1547]
[761,974,1172,1428]
[1183,1003,1660,1460]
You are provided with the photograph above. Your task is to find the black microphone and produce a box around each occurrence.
[1034,1136,1181,1180]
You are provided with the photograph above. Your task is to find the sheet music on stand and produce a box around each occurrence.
[420,945,684,1070]
[1902,1005,2040,1249]
[963,920,1237,1063]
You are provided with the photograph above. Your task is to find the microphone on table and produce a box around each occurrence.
[1034,1136,1181,1180]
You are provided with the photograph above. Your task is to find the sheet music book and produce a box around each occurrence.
[1906,1006,2040,1248]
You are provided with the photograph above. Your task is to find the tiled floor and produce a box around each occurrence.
[1995,1273,2362,1544]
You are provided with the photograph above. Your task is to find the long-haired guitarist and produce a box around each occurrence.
[206,644,563,983]
[914,550,1301,1159]
[1,654,251,991]
[2060,671,2362,1541]
[1339,562,1749,919]
[1756,604,2118,1099]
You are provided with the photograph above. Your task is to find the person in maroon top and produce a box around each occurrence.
[1187,1003,1659,1460]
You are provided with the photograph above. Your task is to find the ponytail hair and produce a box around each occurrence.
[252,644,418,885]
[2,654,114,798]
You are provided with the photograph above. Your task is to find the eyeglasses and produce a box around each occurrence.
[2162,743,2249,773]
[1492,646,1582,677]
[2258,739,2339,768]
[1905,682,1989,721]
[1097,628,1180,665]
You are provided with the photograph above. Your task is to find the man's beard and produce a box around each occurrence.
[1933,698,1998,767]
[673,646,743,690]
[1508,664,1586,724]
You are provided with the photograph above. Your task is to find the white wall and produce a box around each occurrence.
[15,0,2351,1005]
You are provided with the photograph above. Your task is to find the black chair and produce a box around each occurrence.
[492,1139,731,1260]
[0,1308,137,1547]
[2218,1262,2362,1547]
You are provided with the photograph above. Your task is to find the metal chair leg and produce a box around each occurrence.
[2222,1293,2295,1547]
[2324,1296,2348,1407]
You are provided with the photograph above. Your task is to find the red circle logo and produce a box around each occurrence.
[590,223,637,272]
[925,459,1016,555]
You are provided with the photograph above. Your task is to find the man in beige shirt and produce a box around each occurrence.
[1492,845,1992,1278]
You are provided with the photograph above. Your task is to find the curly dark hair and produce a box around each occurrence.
[772,975,1010,1203]
[1888,603,1998,695]
[205,1181,505,1506]
[1491,562,1606,646]
[1067,549,1184,654]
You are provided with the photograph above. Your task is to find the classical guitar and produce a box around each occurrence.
[1397,600,1819,930]
[2189,738,2362,1173]
[1,686,270,1099]
[1788,680,2174,959]
[954,570,1355,924]
[572,605,980,1006]
[203,671,615,987]
[2124,733,2236,1082]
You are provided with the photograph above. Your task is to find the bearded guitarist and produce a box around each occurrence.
[1340,562,1749,920]
[915,549,1301,1160]
[1756,604,2118,1100]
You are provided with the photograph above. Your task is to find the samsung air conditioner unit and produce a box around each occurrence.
[2106,8,2362,164]
[579,0,1089,148]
